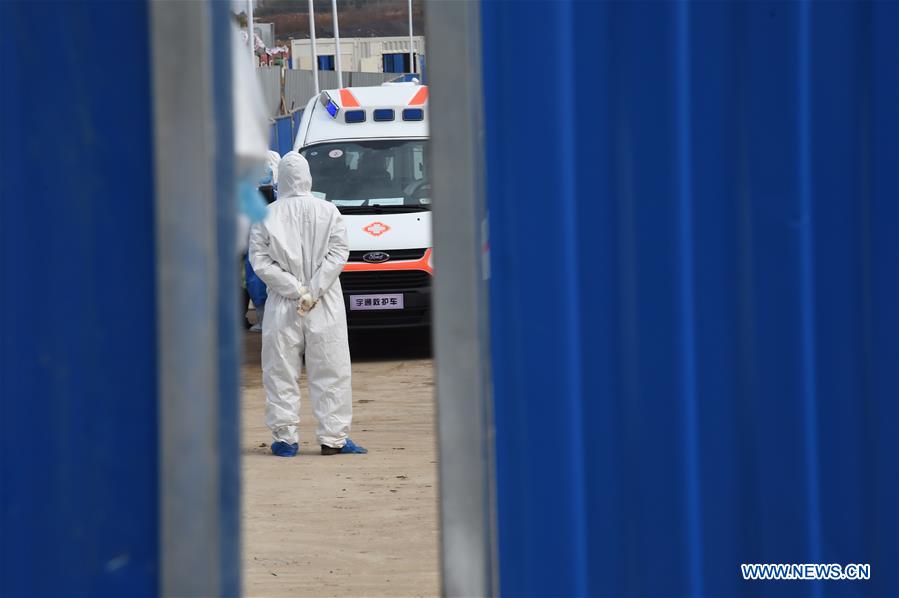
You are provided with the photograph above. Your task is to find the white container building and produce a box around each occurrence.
[290,35,425,73]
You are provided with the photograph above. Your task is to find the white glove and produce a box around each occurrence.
[296,288,317,316]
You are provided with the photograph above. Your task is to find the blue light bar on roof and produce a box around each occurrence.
[319,91,339,119]
[373,108,395,122]
[402,108,424,121]
[345,109,366,123]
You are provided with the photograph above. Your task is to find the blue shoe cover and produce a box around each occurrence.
[340,438,368,454]
[271,441,298,457]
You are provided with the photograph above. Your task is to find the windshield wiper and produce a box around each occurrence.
[337,205,431,214]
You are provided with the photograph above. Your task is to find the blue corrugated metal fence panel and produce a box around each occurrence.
[292,108,303,139]
[269,120,278,152]
[483,1,898,596]
[276,115,293,156]
[1,3,159,596]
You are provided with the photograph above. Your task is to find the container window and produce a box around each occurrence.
[317,55,335,71]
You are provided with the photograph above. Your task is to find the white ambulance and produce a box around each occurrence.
[293,83,432,328]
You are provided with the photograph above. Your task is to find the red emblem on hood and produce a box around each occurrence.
[363,222,390,237]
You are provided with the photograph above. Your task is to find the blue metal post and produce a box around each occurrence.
[211,4,241,594]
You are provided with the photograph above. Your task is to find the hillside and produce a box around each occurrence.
[248,0,425,43]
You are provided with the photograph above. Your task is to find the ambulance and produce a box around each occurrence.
[293,82,432,328]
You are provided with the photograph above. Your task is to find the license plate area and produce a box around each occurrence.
[349,293,404,310]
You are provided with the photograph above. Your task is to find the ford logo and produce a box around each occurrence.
[362,251,390,264]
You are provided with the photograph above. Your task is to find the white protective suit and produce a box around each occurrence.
[265,150,281,185]
[248,152,352,448]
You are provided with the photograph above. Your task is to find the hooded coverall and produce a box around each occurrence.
[248,152,352,448]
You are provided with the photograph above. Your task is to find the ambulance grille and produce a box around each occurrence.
[340,271,431,292]
[347,248,427,262]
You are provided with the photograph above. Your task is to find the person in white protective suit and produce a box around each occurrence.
[265,150,280,186]
[248,152,367,457]
[246,150,284,332]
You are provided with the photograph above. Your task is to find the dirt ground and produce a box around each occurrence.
[241,328,440,597]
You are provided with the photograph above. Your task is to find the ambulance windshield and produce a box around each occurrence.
[301,139,431,213]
